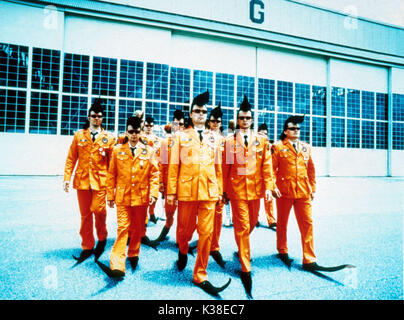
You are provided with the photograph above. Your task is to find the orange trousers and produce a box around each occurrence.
[164,197,177,229]
[76,189,108,250]
[231,199,260,272]
[276,197,316,264]
[211,201,224,252]
[264,199,276,225]
[110,205,148,273]
[177,201,215,283]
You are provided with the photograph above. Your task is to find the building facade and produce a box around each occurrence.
[0,0,403,176]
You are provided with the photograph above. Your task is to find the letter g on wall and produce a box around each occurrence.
[250,0,265,24]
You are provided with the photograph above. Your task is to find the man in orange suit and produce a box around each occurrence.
[63,99,116,263]
[272,115,353,273]
[257,123,277,230]
[153,110,185,245]
[167,91,231,296]
[207,104,226,268]
[97,116,159,278]
[142,116,160,224]
[223,95,274,299]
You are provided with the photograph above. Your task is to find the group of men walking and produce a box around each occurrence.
[63,92,353,299]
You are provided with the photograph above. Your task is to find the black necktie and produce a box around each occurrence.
[244,135,248,147]
[293,142,297,151]
[198,130,203,142]
[130,147,136,156]
[91,132,98,142]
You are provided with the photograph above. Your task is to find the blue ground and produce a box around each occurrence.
[0,176,402,300]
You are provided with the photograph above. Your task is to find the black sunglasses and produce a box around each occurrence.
[90,115,103,119]
[192,109,208,114]
[238,116,252,121]
[128,129,141,134]
[287,127,301,131]
[209,119,221,123]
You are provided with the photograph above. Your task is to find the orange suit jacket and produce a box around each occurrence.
[271,139,316,199]
[106,142,159,206]
[167,127,223,202]
[223,131,274,201]
[64,128,116,190]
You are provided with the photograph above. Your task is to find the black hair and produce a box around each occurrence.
[279,115,305,140]
[83,98,104,130]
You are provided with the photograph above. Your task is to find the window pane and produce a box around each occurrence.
[29,92,58,134]
[193,70,213,105]
[376,121,388,150]
[295,83,310,115]
[347,119,360,148]
[393,94,404,122]
[215,73,234,107]
[331,117,345,147]
[61,95,88,135]
[170,67,190,103]
[119,59,143,99]
[331,87,345,117]
[0,89,26,132]
[276,113,290,141]
[146,63,169,100]
[237,75,255,108]
[258,78,275,112]
[393,122,404,150]
[92,57,117,96]
[312,116,326,147]
[312,86,326,116]
[361,120,374,149]
[376,93,388,121]
[0,43,29,88]
[362,91,375,120]
[145,102,167,126]
[63,53,89,94]
[31,48,60,91]
[299,115,310,143]
[347,89,360,118]
[277,81,293,113]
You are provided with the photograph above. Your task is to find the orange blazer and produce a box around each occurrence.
[167,128,223,202]
[223,131,274,201]
[271,139,316,199]
[64,129,116,190]
[106,142,159,206]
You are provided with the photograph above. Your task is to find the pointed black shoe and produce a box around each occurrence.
[268,223,277,230]
[278,253,293,270]
[128,256,139,271]
[141,236,158,251]
[193,278,231,297]
[210,251,226,268]
[94,239,107,261]
[240,271,253,299]
[153,226,170,244]
[302,262,355,272]
[177,252,188,271]
[149,214,158,224]
[96,261,125,279]
[72,249,93,263]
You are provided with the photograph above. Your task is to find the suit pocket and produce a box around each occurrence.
[115,185,125,203]
[208,177,219,197]
[98,171,107,187]
[178,176,193,197]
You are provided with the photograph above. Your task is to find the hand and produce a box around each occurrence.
[63,181,70,193]
[265,189,273,202]
[108,200,115,208]
[167,194,176,206]
[149,196,157,206]
[222,192,229,205]
[272,188,282,198]
[216,195,223,206]
[311,193,315,201]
